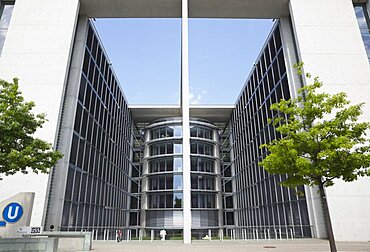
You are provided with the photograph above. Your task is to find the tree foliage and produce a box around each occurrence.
[259,64,370,188]
[0,78,62,179]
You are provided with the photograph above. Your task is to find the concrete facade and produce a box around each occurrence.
[0,0,80,226]
[92,240,370,252]
[0,237,58,252]
[181,0,192,243]
[0,0,369,243]
[42,16,89,233]
[289,0,370,241]
[78,0,289,18]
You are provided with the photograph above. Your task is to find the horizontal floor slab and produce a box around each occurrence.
[80,0,289,18]
[129,105,234,123]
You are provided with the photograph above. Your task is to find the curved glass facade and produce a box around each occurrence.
[189,122,221,237]
[150,141,183,156]
[191,158,214,173]
[142,120,184,230]
[141,118,221,235]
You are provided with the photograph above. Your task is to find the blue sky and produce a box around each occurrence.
[94,18,274,105]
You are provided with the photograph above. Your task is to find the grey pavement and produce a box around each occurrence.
[91,239,370,252]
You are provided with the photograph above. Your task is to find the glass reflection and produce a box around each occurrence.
[174,157,182,172]
[173,193,182,208]
[174,126,182,137]
[191,158,214,172]
[174,143,182,154]
[150,125,183,139]
[191,175,215,190]
[190,142,213,156]
[190,125,213,139]
[149,194,182,209]
[355,5,370,61]
[191,193,216,208]
[0,5,14,55]
[149,158,176,173]
[0,5,14,30]
[174,175,182,189]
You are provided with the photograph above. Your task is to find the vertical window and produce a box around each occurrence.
[173,175,182,190]
[173,157,182,172]
[174,143,182,154]
[173,193,182,208]
[174,126,182,137]
[354,5,370,61]
[0,3,14,56]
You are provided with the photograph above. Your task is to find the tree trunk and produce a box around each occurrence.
[318,179,337,252]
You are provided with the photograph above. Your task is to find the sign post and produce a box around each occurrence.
[0,193,35,238]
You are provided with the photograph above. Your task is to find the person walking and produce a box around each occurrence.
[116,229,123,242]
[159,229,167,242]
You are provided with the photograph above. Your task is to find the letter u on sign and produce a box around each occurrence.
[3,202,23,223]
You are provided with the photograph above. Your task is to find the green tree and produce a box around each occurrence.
[259,64,370,252]
[0,78,62,179]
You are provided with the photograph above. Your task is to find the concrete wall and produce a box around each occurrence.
[0,238,58,252]
[289,0,370,241]
[0,0,80,226]
[279,17,328,239]
[42,16,89,230]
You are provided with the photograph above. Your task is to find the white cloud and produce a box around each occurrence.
[189,87,207,104]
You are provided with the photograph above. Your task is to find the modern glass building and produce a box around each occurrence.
[228,22,310,239]
[42,21,312,240]
[44,23,134,238]
[0,0,369,243]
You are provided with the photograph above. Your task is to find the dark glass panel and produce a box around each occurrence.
[269,38,277,60]
[74,103,82,133]
[65,167,74,201]
[173,193,182,208]
[77,138,85,168]
[82,50,90,76]
[72,171,81,202]
[277,51,286,75]
[274,28,282,49]
[70,134,79,165]
[281,76,290,100]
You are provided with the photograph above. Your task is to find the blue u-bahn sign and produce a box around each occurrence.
[0,202,23,227]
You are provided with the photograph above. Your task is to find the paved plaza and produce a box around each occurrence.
[91,239,370,252]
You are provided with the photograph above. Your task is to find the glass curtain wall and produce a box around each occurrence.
[229,22,311,239]
[143,119,184,235]
[190,121,221,239]
[354,4,370,62]
[61,21,133,239]
[0,1,14,55]
[142,118,221,239]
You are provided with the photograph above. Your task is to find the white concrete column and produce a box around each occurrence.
[279,16,327,239]
[181,0,191,244]
[279,17,302,99]
[0,0,80,227]
[140,131,149,229]
[289,0,370,241]
[43,16,88,230]
[229,131,238,227]
[213,129,223,228]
